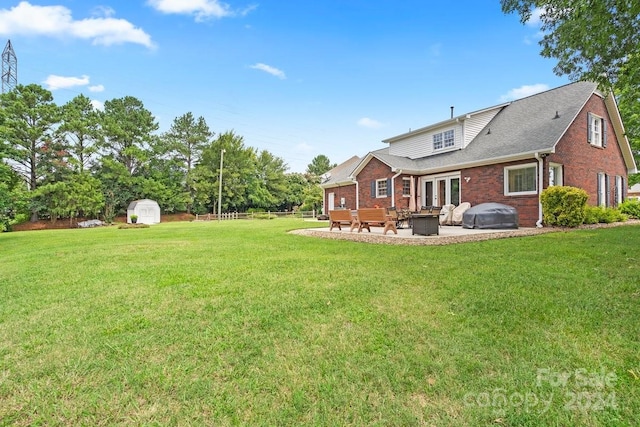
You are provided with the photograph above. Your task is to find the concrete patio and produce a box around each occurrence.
[293,221,552,245]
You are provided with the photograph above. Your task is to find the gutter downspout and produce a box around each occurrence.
[535,153,544,228]
[391,169,403,207]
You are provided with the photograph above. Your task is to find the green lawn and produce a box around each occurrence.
[1,219,639,426]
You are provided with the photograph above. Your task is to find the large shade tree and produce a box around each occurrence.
[502,0,640,181]
[194,131,257,213]
[249,150,288,210]
[501,0,640,88]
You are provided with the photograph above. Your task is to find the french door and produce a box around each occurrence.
[421,174,460,207]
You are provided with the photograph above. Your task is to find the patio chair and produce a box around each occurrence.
[440,204,455,225]
[451,202,471,225]
[387,207,401,228]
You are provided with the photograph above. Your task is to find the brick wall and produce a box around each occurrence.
[347,93,630,227]
[548,93,628,206]
[323,184,357,212]
[461,161,541,227]
[355,157,397,209]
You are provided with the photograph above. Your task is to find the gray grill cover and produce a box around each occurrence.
[462,203,519,229]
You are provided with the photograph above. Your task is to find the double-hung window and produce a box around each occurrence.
[549,163,563,187]
[432,129,455,150]
[597,173,608,207]
[376,179,388,197]
[433,133,443,150]
[615,175,624,205]
[504,163,537,195]
[588,113,607,148]
[444,130,455,148]
[402,178,411,197]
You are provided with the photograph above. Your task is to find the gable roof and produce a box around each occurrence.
[351,81,637,176]
[320,155,360,187]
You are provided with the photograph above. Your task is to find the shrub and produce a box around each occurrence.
[583,205,627,224]
[540,186,588,227]
[252,213,276,220]
[118,223,150,229]
[582,206,601,224]
[619,199,640,218]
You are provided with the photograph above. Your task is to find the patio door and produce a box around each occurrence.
[421,174,461,207]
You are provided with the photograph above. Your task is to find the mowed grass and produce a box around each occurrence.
[1,219,639,426]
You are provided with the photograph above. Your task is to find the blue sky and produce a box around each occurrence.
[0,1,568,173]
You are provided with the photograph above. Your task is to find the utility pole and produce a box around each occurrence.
[217,149,225,221]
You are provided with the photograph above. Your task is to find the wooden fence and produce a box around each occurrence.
[194,210,319,221]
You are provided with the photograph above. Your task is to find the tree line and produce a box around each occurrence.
[0,84,336,230]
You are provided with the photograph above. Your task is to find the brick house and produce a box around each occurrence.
[321,82,637,227]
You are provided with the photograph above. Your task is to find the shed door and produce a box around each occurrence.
[139,206,155,223]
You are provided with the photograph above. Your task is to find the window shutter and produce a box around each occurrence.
[587,113,592,143]
[386,178,391,196]
[614,177,619,206]
[602,119,607,147]
[597,173,602,206]
[371,181,376,198]
[622,177,626,200]
[605,174,610,207]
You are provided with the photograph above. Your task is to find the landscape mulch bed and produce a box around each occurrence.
[10,213,195,232]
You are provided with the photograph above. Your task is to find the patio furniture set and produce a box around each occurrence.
[329,206,446,236]
[328,202,519,236]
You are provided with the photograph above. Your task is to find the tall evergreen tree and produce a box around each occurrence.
[99,96,158,176]
[157,112,213,213]
[58,94,101,173]
[0,84,60,220]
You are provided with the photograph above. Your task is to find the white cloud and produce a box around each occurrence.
[526,7,544,26]
[0,2,154,48]
[499,84,550,102]
[250,63,286,79]
[147,0,256,21]
[357,117,384,129]
[43,74,90,90]
[91,99,104,111]
[89,84,105,92]
[91,5,116,18]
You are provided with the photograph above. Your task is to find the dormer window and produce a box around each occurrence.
[433,129,455,150]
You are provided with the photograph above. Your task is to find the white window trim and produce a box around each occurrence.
[402,177,411,197]
[432,129,455,151]
[420,172,461,206]
[432,133,443,150]
[597,173,606,207]
[376,178,388,198]
[549,162,563,187]
[444,129,455,148]
[589,113,604,148]
[615,175,623,205]
[504,163,538,196]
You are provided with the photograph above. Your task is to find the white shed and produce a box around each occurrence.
[127,199,161,224]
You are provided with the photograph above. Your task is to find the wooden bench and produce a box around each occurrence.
[329,209,356,231]
[354,208,398,235]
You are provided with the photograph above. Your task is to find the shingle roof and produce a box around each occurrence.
[321,155,360,186]
[366,81,599,173]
